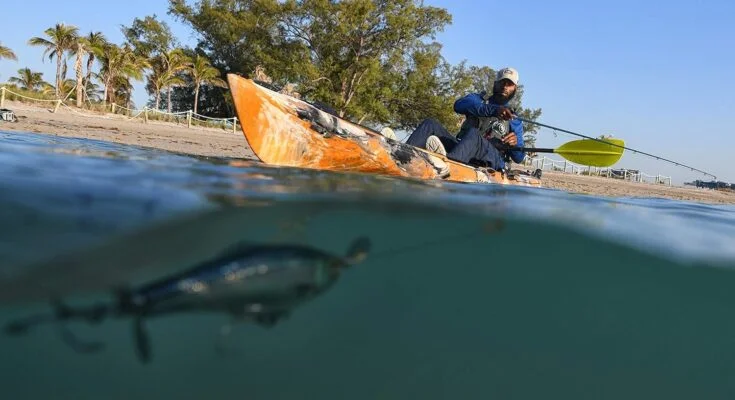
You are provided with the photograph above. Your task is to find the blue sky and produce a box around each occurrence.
[1,0,733,183]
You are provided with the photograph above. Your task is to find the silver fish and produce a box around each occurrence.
[3,237,371,363]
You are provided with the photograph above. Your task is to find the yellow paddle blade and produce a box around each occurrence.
[555,138,625,167]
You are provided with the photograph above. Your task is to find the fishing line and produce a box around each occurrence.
[517,117,717,179]
[360,223,502,264]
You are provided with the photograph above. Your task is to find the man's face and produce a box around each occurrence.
[498,79,517,98]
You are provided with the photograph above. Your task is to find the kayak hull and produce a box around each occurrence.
[227,74,541,186]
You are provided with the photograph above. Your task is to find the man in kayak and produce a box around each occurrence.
[405,67,525,173]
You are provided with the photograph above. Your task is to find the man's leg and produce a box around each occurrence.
[446,128,504,169]
[405,118,458,149]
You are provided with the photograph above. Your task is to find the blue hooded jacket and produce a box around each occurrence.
[453,93,525,165]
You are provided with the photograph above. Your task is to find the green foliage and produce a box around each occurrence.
[0,42,17,61]
[168,0,287,78]
[28,23,80,96]
[166,0,542,139]
[8,68,46,90]
[121,15,176,58]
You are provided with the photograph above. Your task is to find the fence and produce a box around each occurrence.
[0,86,239,134]
[526,156,672,186]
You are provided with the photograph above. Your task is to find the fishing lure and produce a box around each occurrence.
[3,237,371,363]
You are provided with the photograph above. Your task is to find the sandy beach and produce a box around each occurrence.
[2,99,734,205]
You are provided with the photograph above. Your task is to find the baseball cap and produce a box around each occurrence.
[496,67,519,85]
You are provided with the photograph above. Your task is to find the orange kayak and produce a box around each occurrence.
[227,74,542,186]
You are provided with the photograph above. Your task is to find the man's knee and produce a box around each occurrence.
[408,118,445,147]
[416,118,443,130]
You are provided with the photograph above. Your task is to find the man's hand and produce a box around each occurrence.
[501,132,518,147]
[495,107,514,120]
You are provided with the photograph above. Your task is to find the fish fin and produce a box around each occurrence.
[133,317,152,364]
[344,236,371,265]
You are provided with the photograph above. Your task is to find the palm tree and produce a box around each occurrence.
[8,68,46,91]
[161,70,187,113]
[84,78,103,102]
[28,23,79,97]
[146,56,169,110]
[70,38,88,107]
[188,55,226,114]
[111,75,135,110]
[82,32,107,100]
[0,42,17,62]
[156,49,189,113]
[98,43,148,107]
[59,79,77,100]
[39,82,56,97]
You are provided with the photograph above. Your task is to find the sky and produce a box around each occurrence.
[1,0,733,184]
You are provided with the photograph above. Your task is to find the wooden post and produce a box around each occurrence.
[187,110,192,128]
[53,100,61,113]
[111,103,116,114]
[0,87,5,107]
[144,107,149,123]
[232,117,237,134]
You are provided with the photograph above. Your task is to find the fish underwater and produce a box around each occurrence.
[3,236,371,364]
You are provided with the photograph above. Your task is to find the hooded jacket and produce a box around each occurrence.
[452,92,525,165]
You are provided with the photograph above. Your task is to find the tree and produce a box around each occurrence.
[169,0,542,136]
[9,68,46,90]
[28,23,79,97]
[0,42,17,62]
[70,37,88,107]
[276,0,453,121]
[121,15,176,58]
[82,32,108,102]
[188,54,226,114]
[169,0,452,123]
[147,49,190,112]
[381,42,459,130]
[98,43,149,107]
[122,14,184,111]
[169,0,286,80]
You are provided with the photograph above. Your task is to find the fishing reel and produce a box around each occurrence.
[487,118,509,141]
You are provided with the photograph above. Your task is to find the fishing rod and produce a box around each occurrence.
[515,116,718,180]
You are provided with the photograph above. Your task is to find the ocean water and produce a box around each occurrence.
[1,130,735,399]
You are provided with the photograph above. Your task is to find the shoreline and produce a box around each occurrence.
[1,99,734,205]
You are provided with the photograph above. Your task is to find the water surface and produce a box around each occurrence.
[1,131,734,399]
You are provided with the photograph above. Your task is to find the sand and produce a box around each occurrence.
[2,100,734,205]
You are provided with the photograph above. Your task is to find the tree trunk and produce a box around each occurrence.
[75,51,84,108]
[102,76,110,107]
[85,55,95,102]
[194,83,200,115]
[55,53,62,97]
[343,69,366,112]
[155,90,161,110]
[338,37,365,118]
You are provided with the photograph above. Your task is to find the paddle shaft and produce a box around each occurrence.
[511,147,555,153]
[515,116,717,179]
